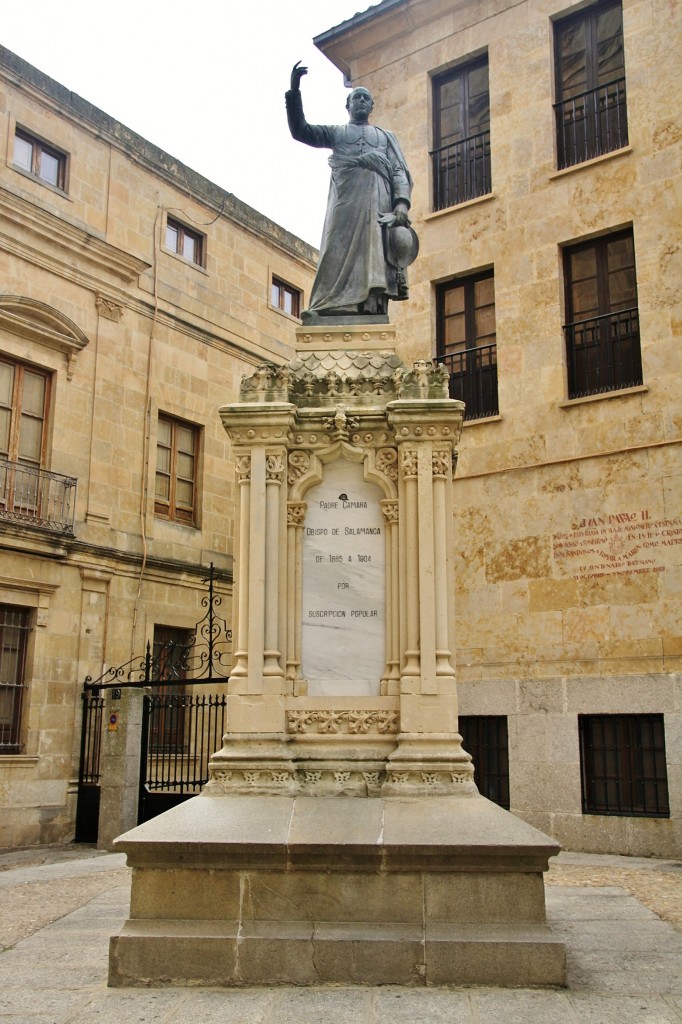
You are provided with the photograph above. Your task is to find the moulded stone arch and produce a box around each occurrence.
[289,441,398,503]
[0,294,89,379]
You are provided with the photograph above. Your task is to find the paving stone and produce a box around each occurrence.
[373,987,473,1022]
[261,987,373,1024]
[473,989,577,1023]
[67,988,189,1023]
[567,992,682,1023]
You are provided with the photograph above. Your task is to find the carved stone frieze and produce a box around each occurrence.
[383,765,477,795]
[287,709,399,735]
[288,450,310,484]
[95,295,124,322]
[375,447,398,480]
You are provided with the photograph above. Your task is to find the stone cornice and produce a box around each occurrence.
[0,46,317,269]
[0,186,150,288]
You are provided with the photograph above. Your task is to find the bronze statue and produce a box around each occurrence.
[286,62,418,321]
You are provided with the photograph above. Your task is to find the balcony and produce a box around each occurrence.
[0,459,76,535]
[555,77,628,169]
[431,130,491,211]
[565,307,642,399]
[436,343,499,421]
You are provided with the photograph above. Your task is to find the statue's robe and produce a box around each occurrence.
[286,90,412,315]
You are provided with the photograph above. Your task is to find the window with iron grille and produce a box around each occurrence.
[459,715,510,809]
[155,415,199,525]
[554,0,628,169]
[165,217,205,267]
[13,128,68,191]
[0,606,31,754]
[271,277,301,318]
[150,625,192,753]
[579,714,669,816]
[563,229,641,399]
[436,270,498,421]
[431,56,491,210]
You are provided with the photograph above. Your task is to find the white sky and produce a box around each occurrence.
[2,0,377,249]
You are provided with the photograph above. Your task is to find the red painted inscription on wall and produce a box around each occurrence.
[552,509,682,579]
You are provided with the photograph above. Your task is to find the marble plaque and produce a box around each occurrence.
[301,459,385,696]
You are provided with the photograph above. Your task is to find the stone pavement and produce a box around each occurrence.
[0,845,681,1023]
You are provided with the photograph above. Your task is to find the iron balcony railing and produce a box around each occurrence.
[555,77,628,169]
[436,342,499,421]
[564,306,642,399]
[0,459,76,535]
[431,130,491,211]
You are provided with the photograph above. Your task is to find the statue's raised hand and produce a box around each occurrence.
[290,61,308,92]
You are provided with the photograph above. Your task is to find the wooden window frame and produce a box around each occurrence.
[0,357,51,469]
[271,276,301,318]
[554,0,628,168]
[165,217,205,267]
[579,714,670,817]
[13,127,68,192]
[431,56,491,210]
[154,415,199,526]
[563,228,641,398]
[435,269,498,421]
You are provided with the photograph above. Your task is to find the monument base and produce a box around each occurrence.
[109,793,566,988]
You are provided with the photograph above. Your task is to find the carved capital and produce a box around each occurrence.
[381,500,399,525]
[266,453,285,483]
[401,449,418,479]
[287,502,306,527]
[235,455,251,482]
[432,449,450,478]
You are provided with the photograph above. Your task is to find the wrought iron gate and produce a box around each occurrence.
[74,690,105,843]
[75,564,231,842]
[138,690,227,823]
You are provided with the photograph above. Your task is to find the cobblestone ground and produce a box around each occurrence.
[547,859,682,931]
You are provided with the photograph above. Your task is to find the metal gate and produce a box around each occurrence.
[74,690,105,843]
[75,564,231,842]
[138,690,227,823]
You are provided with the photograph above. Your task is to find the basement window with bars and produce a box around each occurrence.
[0,606,31,754]
[459,715,510,809]
[579,713,670,816]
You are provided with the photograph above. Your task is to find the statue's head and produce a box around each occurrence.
[346,87,374,122]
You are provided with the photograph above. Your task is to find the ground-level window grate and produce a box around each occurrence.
[579,713,669,817]
[459,715,510,809]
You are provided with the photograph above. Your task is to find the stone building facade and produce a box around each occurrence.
[316,0,681,855]
[0,46,315,848]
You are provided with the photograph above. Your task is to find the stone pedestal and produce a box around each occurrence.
[110,793,565,987]
[109,322,566,987]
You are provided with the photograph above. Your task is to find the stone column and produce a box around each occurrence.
[384,399,475,794]
[206,401,297,793]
